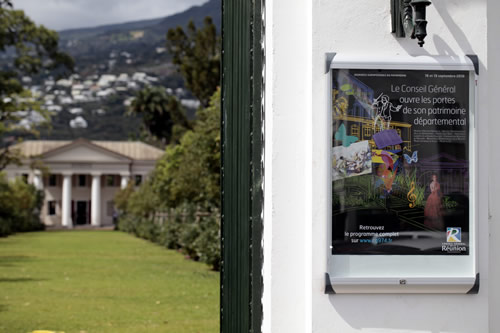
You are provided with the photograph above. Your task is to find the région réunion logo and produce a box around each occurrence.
[446,227,461,243]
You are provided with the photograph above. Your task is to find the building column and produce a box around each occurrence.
[120,173,130,189]
[91,173,101,227]
[33,170,43,191]
[61,173,73,228]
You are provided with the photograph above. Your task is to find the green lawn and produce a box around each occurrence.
[0,231,219,333]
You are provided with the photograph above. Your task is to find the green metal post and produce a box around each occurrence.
[221,0,264,332]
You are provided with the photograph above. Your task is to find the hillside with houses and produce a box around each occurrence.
[5,0,220,142]
[20,70,198,141]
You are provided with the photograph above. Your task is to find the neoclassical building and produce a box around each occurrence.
[4,138,164,228]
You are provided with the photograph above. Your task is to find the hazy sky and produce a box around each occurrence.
[13,0,207,31]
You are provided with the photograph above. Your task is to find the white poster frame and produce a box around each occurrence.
[326,54,479,294]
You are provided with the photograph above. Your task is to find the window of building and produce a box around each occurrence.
[78,175,86,187]
[48,201,56,216]
[350,124,360,137]
[105,175,115,187]
[49,174,57,187]
[363,126,372,138]
[22,173,29,183]
[135,175,143,186]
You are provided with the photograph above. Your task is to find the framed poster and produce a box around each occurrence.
[326,55,478,293]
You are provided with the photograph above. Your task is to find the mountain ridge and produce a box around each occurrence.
[58,0,220,76]
[59,0,220,43]
[58,17,165,39]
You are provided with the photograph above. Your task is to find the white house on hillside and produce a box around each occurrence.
[4,139,164,228]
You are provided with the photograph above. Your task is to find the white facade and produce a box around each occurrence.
[264,1,499,332]
[5,139,163,228]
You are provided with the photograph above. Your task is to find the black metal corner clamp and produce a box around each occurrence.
[325,53,336,74]
[467,273,480,294]
[325,273,336,294]
[466,54,479,75]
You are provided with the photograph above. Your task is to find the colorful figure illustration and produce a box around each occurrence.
[373,150,395,167]
[375,163,398,198]
[424,174,443,229]
[372,93,402,130]
[331,141,372,181]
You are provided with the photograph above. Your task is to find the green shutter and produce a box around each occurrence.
[221,0,264,332]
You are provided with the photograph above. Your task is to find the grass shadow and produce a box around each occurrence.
[0,277,46,283]
[0,255,34,267]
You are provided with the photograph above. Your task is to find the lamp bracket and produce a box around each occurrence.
[391,0,432,47]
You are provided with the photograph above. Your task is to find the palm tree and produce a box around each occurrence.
[129,86,190,144]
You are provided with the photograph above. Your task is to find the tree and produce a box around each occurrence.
[116,16,222,270]
[128,86,190,145]
[166,17,220,107]
[0,1,73,170]
[153,89,221,208]
[115,90,221,269]
[132,17,220,145]
[0,172,44,236]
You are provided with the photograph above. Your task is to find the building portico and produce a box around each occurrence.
[5,139,163,228]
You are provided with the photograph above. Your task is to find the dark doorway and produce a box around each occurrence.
[76,201,88,225]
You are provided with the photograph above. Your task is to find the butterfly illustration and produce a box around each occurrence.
[335,124,358,147]
[403,151,418,164]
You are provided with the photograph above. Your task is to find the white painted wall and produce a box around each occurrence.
[263,0,312,331]
[487,0,500,331]
[264,0,496,332]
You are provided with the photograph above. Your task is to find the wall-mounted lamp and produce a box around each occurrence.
[391,0,432,47]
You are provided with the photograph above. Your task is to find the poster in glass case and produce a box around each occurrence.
[331,68,470,255]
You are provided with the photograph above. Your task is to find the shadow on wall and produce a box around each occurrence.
[433,1,476,55]
[392,0,477,57]
[390,0,486,86]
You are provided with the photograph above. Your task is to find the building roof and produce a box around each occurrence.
[11,139,164,161]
